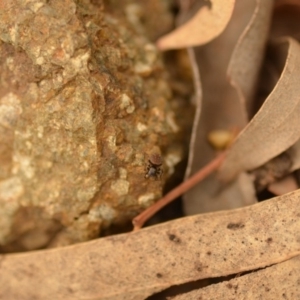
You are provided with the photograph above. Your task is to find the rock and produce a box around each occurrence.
[0,0,190,251]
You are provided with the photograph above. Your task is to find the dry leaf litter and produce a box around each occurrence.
[2,0,300,299]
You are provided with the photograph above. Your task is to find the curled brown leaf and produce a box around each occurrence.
[156,0,235,50]
[184,0,262,214]
[220,38,300,181]
[228,0,273,115]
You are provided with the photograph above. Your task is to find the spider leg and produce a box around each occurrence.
[145,164,150,178]
[155,168,163,180]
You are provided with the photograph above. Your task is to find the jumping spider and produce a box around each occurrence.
[145,153,163,180]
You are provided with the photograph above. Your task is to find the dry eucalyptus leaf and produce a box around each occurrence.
[220,38,300,181]
[228,0,273,115]
[1,190,300,299]
[184,0,259,215]
[184,47,202,178]
[156,0,235,50]
[195,172,256,212]
[288,139,300,171]
[172,255,300,299]
[268,174,299,195]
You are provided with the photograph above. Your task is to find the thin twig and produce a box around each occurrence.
[132,151,227,231]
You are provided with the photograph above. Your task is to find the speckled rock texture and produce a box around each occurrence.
[0,0,191,251]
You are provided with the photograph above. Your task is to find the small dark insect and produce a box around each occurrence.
[145,153,163,180]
